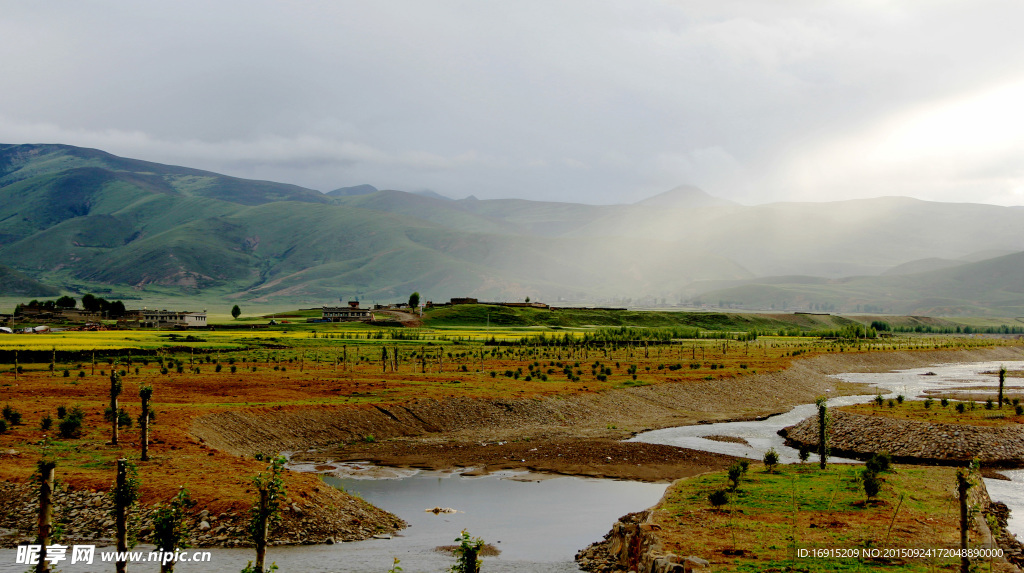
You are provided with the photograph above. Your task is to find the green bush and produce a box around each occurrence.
[862,469,881,499]
[866,452,892,473]
[708,489,730,508]
[763,448,780,473]
[58,407,85,438]
[956,402,966,414]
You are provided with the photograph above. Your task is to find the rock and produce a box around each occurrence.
[198,520,211,531]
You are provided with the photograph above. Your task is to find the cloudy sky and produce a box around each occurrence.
[3,1,1024,206]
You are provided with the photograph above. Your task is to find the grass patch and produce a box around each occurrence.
[655,464,978,572]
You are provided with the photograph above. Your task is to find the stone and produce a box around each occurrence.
[198,520,211,531]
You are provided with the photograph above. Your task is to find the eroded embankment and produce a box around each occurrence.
[193,346,1024,465]
[783,410,1024,467]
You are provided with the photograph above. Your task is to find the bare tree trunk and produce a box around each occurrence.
[140,388,151,461]
[110,373,120,445]
[116,459,128,573]
[958,470,970,573]
[35,461,55,573]
[254,489,269,573]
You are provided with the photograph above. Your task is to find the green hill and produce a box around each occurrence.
[3,142,1024,314]
[0,264,59,297]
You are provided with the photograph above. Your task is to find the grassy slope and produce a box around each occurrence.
[423,304,862,331]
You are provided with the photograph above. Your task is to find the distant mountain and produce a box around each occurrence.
[693,250,1024,316]
[3,142,1024,314]
[634,185,737,208]
[412,189,452,201]
[326,184,378,197]
[881,257,965,276]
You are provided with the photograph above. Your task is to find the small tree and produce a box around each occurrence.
[248,456,287,573]
[152,487,194,573]
[140,385,153,461]
[448,530,485,573]
[727,462,743,491]
[861,468,881,500]
[35,458,57,573]
[231,305,242,320]
[408,292,420,308]
[998,366,1007,409]
[763,447,780,473]
[112,459,140,573]
[815,396,830,470]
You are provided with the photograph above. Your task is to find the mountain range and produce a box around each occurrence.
[1,143,1023,315]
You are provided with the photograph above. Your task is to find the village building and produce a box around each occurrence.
[137,310,208,328]
[320,301,372,322]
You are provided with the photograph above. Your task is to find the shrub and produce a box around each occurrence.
[956,402,966,414]
[231,365,237,374]
[40,415,52,430]
[58,407,85,438]
[738,460,749,473]
[2,405,22,426]
[727,463,743,490]
[62,369,70,378]
[56,406,67,419]
[708,489,730,509]
[985,399,994,410]
[0,419,6,433]
[215,364,223,373]
[866,451,892,473]
[862,469,881,499]
[763,448,780,473]
[941,398,949,407]
[896,394,904,404]
[923,397,933,409]
[874,394,884,407]
[104,407,133,429]
[1016,405,1023,416]
[798,445,810,463]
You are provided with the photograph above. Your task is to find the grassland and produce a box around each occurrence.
[841,396,1024,427]
[655,463,987,572]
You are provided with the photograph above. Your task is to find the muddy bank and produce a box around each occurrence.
[193,346,1024,473]
[292,438,742,482]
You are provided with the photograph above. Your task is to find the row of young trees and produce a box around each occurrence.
[29,451,288,573]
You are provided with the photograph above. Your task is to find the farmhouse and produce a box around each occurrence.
[321,301,372,322]
[137,310,208,328]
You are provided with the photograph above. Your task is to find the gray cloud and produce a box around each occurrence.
[2,1,1024,205]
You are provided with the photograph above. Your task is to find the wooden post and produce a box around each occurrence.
[115,459,129,573]
[957,469,970,573]
[140,385,152,461]
[254,488,269,573]
[35,461,56,573]
[109,371,121,445]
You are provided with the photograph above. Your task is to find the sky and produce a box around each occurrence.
[3,1,1024,206]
